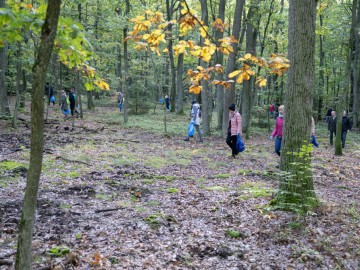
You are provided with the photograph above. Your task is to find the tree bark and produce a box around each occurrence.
[123,0,130,123]
[0,0,9,116]
[274,0,317,212]
[353,0,360,127]
[200,0,211,135]
[222,0,245,136]
[335,0,357,155]
[166,0,176,113]
[215,0,226,129]
[241,1,259,138]
[15,1,61,269]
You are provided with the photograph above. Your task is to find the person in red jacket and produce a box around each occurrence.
[226,104,242,158]
[269,103,275,118]
[270,105,284,156]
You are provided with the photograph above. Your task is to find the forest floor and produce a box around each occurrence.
[0,100,360,270]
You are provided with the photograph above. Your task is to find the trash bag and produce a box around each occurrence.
[236,134,245,152]
[50,95,55,102]
[188,121,195,137]
[311,134,319,148]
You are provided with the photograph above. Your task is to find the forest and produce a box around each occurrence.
[0,0,359,269]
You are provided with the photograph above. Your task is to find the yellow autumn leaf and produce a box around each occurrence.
[244,53,252,60]
[189,84,202,94]
[200,26,208,38]
[259,79,267,87]
[228,70,242,78]
[242,72,250,81]
[94,80,110,90]
[236,75,243,84]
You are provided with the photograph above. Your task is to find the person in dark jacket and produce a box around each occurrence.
[328,110,336,145]
[341,111,352,148]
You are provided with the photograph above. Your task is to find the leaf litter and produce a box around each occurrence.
[0,107,359,269]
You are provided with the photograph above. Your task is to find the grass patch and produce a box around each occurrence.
[167,188,179,193]
[153,175,176,182]
[141,179,156,184]
[47,246,70,257]
[239,182,274,200]
[206,185,229,191]
[59,171,80,179]
[0,160,27,172]
[213,173,232,179]
[59,203,72,209]
[225,229,242,238]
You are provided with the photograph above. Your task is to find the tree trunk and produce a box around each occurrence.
[241,1,259,138]
[123,0,130,123]
[336,0,357,155]
[0,0,9,116]
[166,0,176,112]
[87,90,94,109]
[200,0,211,135]
[353,0,360,128]
[222,0,245,136]
[15,1,61,269]
[318,13,325,122]
[13,42,22,128]
[274,0,317,212]
[175,10,185,114]
[215,0,226,129]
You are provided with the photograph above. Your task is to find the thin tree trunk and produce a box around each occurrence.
[175,10,185,114]
[222,0,245,136]
[241,1,259,138]
[123,0,130,123]
[318,14,325,122]
[335,0,357,155]
[0,0,9,116]
[15,1,61,268]
[200,0,211,135]
[166,0,176,112]
[13,42,22,128]
[353,0,360,127]
[215,0,226,129]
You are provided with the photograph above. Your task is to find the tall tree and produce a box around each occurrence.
[123,0,130,124]
[241,0,259,137]
[222,0,245,136]
[15,0,61,269]
[200,0,211,135]
[215,0,226,129]
[353,0,360,127]
[335,0,358,155]
[0,0,10,116]
[274,0,317,212]
[166,0,177,112]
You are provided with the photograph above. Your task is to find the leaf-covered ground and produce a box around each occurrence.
[0,103,360,269]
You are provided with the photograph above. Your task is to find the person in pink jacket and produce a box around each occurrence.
[270,105,284,156]
[226,104,242,158]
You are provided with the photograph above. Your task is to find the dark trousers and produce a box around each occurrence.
[275,136,282,156]
[329,129,336,145]
[226,133,238,156]
[341,131,347,147]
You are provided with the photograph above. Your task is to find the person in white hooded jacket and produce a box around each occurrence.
[184,101,203,142]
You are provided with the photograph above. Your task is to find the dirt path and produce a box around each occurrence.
[0,106,359,269]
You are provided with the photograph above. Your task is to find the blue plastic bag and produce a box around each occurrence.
[159,98,164,104]
[236,134,245,152]
[50,95,55,102]
[188,121,195,137]
[311,134,319,148]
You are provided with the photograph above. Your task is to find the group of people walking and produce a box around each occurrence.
[185,102,354,158]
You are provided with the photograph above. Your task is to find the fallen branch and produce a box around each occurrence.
[0,259,13,266]
[95,207,123,213]
[0,250,16,259]
[56,156,91,166]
